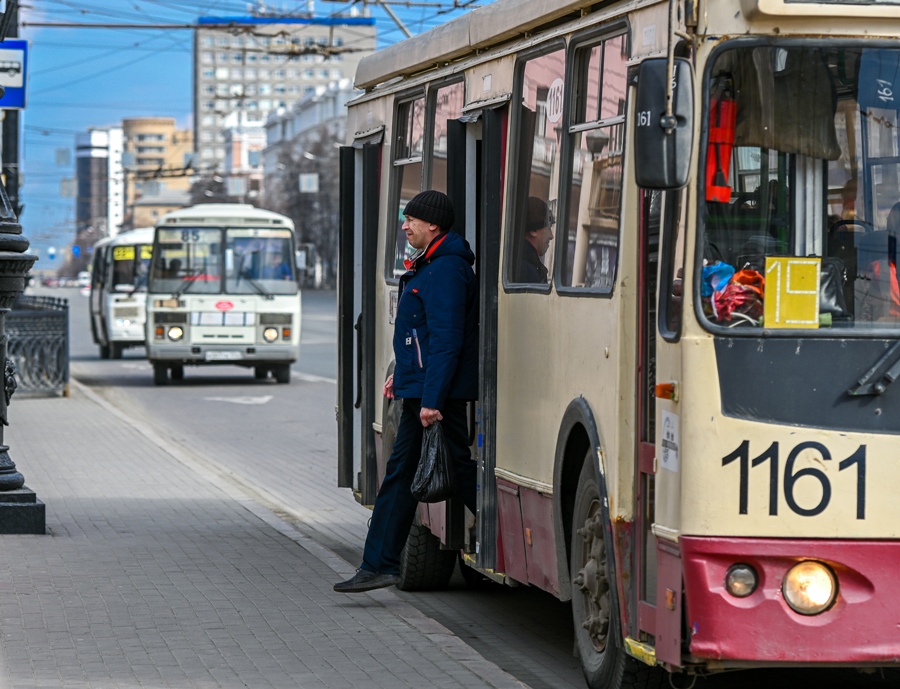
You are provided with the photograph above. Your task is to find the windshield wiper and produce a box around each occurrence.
[238,268,274,300]
[847,340,900,396]
[172,267,205,298]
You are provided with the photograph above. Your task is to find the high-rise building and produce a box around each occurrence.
[192,7,375,171]
[121,117,193,227]
[74,127,124,241]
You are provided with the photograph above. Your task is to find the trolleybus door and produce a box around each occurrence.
[338,142,381,504]
[635,189,685,665]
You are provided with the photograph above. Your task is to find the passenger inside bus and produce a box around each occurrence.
[514,196,554,283]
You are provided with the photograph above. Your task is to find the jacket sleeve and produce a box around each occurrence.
[421,258,469,410]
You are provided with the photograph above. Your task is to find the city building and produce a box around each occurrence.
[192,6,375,173]
[222,111,266,202]
[74,127,124,242]
[121,117,193,228]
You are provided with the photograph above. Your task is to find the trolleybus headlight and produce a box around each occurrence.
[167,326,184,342]
[725,564,758,598]
[263,327,279,343]
[782,561,836,615]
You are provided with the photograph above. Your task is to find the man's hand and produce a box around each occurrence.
[382,374,394,399]
[420,407,443,427]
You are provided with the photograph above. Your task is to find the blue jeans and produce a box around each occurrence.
[361,398,476,575]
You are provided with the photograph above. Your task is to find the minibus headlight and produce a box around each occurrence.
[783,561,836,615]
[263,327,279,343]
[167,326,184,342]
[725,564,757,598]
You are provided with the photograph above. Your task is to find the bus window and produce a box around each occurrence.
[111,244,152,292]
[506,44,565,286]
[700,45,900,332]
[149,228,222,294]
[226,229,297,295]
[389,95,426,279]
[558,33,628,292]
[429,80,465,195]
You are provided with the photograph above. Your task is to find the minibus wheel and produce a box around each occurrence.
[152,363,168,386]
[571,458,661,689]
[99,344,110,360]
[110,343,123,359]
[171,365,184,381]
[273,364,291,384]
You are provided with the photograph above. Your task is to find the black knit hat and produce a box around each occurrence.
[403,190,455,230]
[525,196,549,233]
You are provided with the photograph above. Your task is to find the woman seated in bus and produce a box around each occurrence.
[514,196,554,283]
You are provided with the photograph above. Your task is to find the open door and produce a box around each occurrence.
[337,142,381,504]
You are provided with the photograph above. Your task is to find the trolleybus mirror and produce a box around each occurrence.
[634,57,694,190]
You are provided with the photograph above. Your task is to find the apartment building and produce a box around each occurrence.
[192,8,375,171]
[122,117,193,227]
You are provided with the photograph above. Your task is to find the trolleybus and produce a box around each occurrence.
[89,227,154,359]
[146,203,301,385]
[337,0,900,687]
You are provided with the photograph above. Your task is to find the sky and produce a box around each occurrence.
[16,0,484,271]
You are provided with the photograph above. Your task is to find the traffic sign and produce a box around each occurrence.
[0,39,27,109]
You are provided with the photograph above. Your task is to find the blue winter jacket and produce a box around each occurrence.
[392,231,478,409]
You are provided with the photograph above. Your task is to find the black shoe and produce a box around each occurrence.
[333,569,400,593]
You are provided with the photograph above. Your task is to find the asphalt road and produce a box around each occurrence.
[33,284,900,689]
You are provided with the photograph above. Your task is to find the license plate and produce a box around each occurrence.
[205,351,243,361]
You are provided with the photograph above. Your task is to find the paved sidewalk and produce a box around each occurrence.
[0,383,527,689]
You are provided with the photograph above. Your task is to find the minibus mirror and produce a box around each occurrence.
[634,57,694,189]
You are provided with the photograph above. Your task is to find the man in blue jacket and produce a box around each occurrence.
[335,190,478,593]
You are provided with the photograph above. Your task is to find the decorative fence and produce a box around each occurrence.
[7,295,69,396]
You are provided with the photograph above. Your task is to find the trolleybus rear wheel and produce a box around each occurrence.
[398,516,457,591]
[152,363,168,386]
[571,458,663,689]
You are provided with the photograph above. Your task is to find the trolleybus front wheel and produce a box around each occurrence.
[571,458,663,689]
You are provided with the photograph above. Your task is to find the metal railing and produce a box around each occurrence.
[7,295,69,396]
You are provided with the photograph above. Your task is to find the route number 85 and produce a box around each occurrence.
[722,441,866,519]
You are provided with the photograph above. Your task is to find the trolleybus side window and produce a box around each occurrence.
[700,45,900,332]
[558,32,628,293]
[388,94,426,279]
[428,80,465,195]
[505,44,565,287]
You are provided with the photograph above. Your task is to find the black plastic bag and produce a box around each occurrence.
[411,421,456,503]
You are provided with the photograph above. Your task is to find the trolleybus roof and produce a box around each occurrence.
[354,0,597,90]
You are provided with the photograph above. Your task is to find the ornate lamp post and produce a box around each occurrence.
[0,177,42,533]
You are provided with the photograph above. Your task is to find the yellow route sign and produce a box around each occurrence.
[764,256,820,329]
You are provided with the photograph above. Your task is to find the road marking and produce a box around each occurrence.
[294,372,336,385]
[203,395,274,405]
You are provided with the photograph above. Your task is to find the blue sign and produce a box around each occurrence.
[0,39,27,110]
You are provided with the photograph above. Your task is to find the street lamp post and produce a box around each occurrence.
[0,176,42,534]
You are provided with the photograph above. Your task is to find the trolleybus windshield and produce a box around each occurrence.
[700,44,900,333]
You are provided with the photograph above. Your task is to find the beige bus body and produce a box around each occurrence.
[338,0,900,685]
